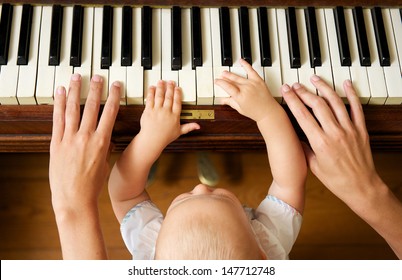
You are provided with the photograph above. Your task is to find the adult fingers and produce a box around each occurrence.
[51,86,67,145]
[282,84,323,143]
[64,74,82,134]
[80,75,103,132]
[344,80,367,137]
[291,82,340,133]
[310,75,351,128]
[97,81,121,137]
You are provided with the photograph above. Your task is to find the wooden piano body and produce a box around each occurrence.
[0,0,401,152]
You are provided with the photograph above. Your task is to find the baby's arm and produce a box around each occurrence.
[108,81,200,222]
[215,59,307,213]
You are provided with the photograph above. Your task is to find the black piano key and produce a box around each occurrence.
[171,6,182,70]
[219,7,232,66]
[239,6,252,64]
[371,7,390,66]
[257,7,271,66]
[70,5,84,67]
[141,6,152,69]
[286,7,301,68]
[101,5,113,69]
[191,6,202,69]
[49,5,63,66]
[353,7,371,66]
[121,6,132,66]
[17,4,33,65]
[0,3,13,65]
[305,7,322,67]
[334,7,351,66]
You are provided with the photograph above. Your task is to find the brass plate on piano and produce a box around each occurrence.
[180,110,215,120]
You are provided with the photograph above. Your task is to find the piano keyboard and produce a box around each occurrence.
[0,4,401,106]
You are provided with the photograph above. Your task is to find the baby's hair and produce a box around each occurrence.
[155,213,264,260]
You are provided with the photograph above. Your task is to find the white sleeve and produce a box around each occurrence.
[252,195,303,259]
[120,200,163,260]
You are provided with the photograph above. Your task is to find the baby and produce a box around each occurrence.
[108,59,307,259]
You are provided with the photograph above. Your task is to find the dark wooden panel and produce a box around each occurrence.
[0,105,401,152]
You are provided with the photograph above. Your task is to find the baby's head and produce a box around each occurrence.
[155,184,266,259]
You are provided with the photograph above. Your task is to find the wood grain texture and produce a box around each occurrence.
[1,105,402,152]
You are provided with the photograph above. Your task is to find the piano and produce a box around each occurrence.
[0,0,401,152]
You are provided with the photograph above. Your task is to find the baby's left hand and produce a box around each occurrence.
[215,59,277,123]
[138,80,200,154]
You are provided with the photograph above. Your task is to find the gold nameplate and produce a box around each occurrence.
[180,110,215,120]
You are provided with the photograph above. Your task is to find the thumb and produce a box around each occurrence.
[180,122,201,135]
[221,97,241,112]
[301,142,318,174]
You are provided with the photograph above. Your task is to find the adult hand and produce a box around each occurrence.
[282,76,402,259]
[49,74,120,259]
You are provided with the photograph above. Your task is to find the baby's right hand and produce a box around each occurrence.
[215,59,277,123]
[137,80,200,155]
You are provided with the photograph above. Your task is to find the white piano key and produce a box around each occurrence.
[127,7,144,105]
[36,6,54,104]
[324,8,351,101]
[277,9,298,99]
[74,7,94,104]
[314,8,334,89]
[92,7,109,103]
[143,8,161,99]
[249,8,264,79]
[345,8,371,104]
[390,9,402,75]
[230,8,246,78]
[179,8,196,104]
[196,8,214,105]
[109,7,126,105]
[17,6,41,105]
[382,9,402,105]
[263,8,282,102]
[161,8,178,84]
[211,8,229,104]
[296,8,316,94]
[54,6,73,96]
[0,5,21,104]
[364,8,388,105]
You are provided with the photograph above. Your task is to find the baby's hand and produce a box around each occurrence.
[215,59,276,123]
[138,80,200,154]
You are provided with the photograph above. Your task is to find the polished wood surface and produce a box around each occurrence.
[0,0,401,152]
[0,105,402,152]
[0,151,400,259]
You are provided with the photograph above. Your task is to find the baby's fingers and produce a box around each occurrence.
[180,122,200,135]
[214,78,240,98]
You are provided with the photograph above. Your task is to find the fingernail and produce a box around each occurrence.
[282,84,291,92]
[293,83,302,90]
[92,75,102,83]
[113,81,121,88]
[345,79,352,87]
[71,73,81,81]
[56,86,65,95]
[311,75,320,82]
